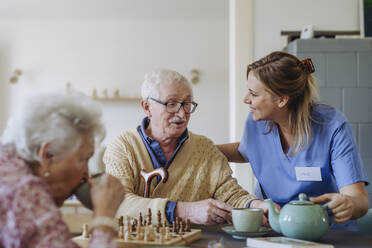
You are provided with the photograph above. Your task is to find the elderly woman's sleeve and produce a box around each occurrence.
[5,179,115,248]
[211,146,257,208]
[103,135,169,223]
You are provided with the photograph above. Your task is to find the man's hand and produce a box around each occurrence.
[310,193,354,223]
[175,199,233,225]
[250,199,280,227]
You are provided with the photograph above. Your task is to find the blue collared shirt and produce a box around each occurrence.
[137,117,189,223]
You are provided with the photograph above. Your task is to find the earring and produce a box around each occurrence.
[44,171,50,178]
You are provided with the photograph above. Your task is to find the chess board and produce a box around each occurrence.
[72,228,202,247]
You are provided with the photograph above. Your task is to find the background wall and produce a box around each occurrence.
[252,0,360,60]
[232,0,364,191]
[1,0,368,194]
[0,0,230,145]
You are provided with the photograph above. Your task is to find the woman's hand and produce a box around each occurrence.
[90,174,125,218]
[310,193,354,223]
[309,182,370,223]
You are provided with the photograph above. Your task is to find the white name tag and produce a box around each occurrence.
[295,167,322,181]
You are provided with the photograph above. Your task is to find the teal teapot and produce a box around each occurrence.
[265,193,332,241]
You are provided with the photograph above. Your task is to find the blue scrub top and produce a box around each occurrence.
[238,104,369,231]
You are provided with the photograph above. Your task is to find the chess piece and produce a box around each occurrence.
[125,216,132,233]
[159,233,164,244]
[124,229,131,241]
[136,226,141,240]
[132,219,137,232]
[139,212,143,226]
[186,219,191,232]
[119,225,124,239]
[147,208,152,225]
[149,226,156,241]
[172,221,176,233]
[165,226,171,240]
[137,226,145,240]
[159,227,165,244]
[180,221,185,232]
[144,227,149,242]
[157,210,162,225]
[82,224,89,238]
[119,216,124,226]
[175,217,180,233]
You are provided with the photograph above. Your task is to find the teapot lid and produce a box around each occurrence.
[289,193,314,205]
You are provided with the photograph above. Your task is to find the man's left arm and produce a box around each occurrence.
[212,155,256,208]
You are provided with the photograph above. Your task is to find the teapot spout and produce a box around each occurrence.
[265,199,281,234]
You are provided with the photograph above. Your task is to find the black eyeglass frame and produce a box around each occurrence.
[149,97,198,114]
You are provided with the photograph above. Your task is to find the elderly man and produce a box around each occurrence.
[104,69,267,225]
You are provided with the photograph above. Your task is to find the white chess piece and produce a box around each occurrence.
[82,224,89,238]
[165,226,171,240]
[119,225,124,239]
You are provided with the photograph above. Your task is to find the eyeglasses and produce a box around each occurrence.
[149,97,198,114]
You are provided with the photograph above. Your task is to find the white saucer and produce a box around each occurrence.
[221,225,272,239]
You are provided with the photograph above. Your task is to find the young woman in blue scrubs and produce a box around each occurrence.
[218,51,370,231]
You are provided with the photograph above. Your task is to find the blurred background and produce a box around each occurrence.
[0,0,370,204]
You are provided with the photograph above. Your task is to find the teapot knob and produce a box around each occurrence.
[299,193,307,201]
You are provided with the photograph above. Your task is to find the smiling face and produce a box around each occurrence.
[243,72,282,122]
[43,132,94,206]
[146,80,192,140]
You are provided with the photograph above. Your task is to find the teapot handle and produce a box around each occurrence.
[321,203,334,228]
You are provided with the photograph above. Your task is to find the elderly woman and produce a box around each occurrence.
[218,51,370,231]
[0,90,125,247]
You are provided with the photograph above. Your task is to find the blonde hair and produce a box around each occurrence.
[247,51,319,155]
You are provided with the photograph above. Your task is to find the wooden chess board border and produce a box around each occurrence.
[73,228,202,247]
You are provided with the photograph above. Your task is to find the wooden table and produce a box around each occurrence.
[189,225,372,248]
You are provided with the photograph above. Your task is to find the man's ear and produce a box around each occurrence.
[141,100,152,117]
[278,95,289,108]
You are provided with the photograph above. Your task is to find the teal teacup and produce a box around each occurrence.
[232,208,262,232]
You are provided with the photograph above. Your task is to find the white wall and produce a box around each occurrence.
[253,0,360,59]
[0,9,230,145]
[231,0,361,191]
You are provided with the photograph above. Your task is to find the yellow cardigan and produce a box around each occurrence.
[103,129,256,224]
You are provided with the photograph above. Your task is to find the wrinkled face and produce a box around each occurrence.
[243,72,280,121]
[148,81,192,139]
[47,133,94,206]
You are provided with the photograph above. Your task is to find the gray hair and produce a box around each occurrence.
[141,69,193,100]
[1,89,105,162]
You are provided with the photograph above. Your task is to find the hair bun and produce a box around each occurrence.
[301,58,315,74]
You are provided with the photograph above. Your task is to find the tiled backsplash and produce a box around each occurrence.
[286,39,372,205]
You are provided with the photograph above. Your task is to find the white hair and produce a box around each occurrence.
[1,89,105,162]
[141,69,193,100]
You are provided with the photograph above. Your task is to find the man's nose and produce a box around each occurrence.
[176,105,187,117]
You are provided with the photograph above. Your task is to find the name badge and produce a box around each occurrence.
[295,167,322,181]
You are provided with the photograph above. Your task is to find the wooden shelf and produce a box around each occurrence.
[281,30,360,43]
[92,96,142,102]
